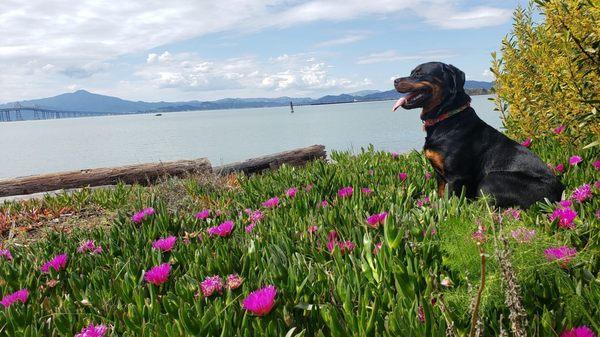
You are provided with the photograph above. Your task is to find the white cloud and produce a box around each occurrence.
[482,68,494,80]
[357,50,458,65]
[137,51,371,94]
[314,32,370,48]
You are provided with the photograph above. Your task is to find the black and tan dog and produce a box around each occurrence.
[392,62,563,208]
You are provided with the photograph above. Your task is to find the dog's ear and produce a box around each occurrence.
[444,64,465,94]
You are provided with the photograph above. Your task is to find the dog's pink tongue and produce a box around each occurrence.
[392,97,406,112]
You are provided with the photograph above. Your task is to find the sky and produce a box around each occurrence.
[0,0,522,103]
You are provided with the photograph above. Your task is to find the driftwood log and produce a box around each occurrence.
[214,144,326,175]
[0,158,212,197]
[0,145,327,198]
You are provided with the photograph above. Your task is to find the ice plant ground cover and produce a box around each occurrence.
[0,136,598,336]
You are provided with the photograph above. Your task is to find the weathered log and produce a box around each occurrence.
[0,158,212,197]
[214,144,326,175]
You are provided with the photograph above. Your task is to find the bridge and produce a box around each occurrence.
[0,103,120,122]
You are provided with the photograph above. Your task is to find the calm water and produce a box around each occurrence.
[0,95,500,179]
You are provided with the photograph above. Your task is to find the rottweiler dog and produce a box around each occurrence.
[392,62,563,208]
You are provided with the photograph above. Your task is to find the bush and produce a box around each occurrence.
[491,0,600,147]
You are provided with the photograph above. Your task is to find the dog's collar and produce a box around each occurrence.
[422,102,471,130]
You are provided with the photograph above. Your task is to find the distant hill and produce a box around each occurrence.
[0,80,492,116]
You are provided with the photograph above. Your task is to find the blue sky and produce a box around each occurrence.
[0,0,522,102]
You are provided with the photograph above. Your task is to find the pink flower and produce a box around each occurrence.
[361,187,373,195]
[553,125,566,134]
[242,285,277,316]
[145,263,171,285]
[207,220,234,237]
[373,242,383,255]
[556,163,565,173]
[226,274,244,290]
[521,138,532,147]
[319,200,329,208]
[338,186,353,198]
[569,155,583,166]
[559,200,573,208]
[503,208,521,220]
[511,227,536,243]
[308,225,319,233]
[246,209,264,223]
[425,172,432,180]
[131,207,155,223]
[77,240,103,254]
[594,160,600,170]
[41,254,68,273]
[571,184,592,203]
[418,306,425,323]
[560,326,596,337]
[545,246,577,267]
[200,275,224,297]
[286,187,298,198]
[338,241,356,253]
[152,236,177,252]
[304,184,314,192]
[1,289,28,308]
[245,223,256,233]
[195,209,211,219]
[0,249,13,261]
[597,209,600,219]
[549,203,578,229]
[391,152,399,159]
[398,172,407,182]
[366,212,388,228]
[75,324,108,337]
[416,196,430,207]
[262,197,279,208]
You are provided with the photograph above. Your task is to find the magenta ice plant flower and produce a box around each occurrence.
[594,160,600,170]
[553,125,566,134]
[286,187,297,198]
[338,186,353,198]
[391,152,399,159]
[245,223,256,233]
[560,326,596,337]
[425,172,432,180]
[361,187,373,195]
[0,249,13,261]
[242,285,277,316]
[521,138,532,147]
[77,240,103,254]
[152,236,177,252]
[319,200,329,208]
[248,210,264,223]
[1,289,28,308]
[262,197,279,208]
[511,227,536,243]
[373,242,383,255]
[75,323,108,337]
[545,246,577,267]
[556,163,565,173]
[549,203,578,229]
[308,225,319,233]
[207,220,234,237]
[571,184,592,203]
[569,155,583,166]
[416,196,430,207]
[226,274,244,290]
[131,207,155,223]
[200,275,224,297]
[195,209,211,220]
[366,212,388,228]
[145,263,171,285]
[41,254,67,273]
[398,172,407,182]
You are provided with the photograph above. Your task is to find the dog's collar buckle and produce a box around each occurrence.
[422,102,470,130]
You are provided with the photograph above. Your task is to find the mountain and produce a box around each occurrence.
[0,80,492,116]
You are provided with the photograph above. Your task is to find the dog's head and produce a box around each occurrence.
[392,62,470,120]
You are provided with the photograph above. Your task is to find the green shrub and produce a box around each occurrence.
[491,0,600,147]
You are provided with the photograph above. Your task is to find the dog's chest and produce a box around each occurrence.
[424,149,445,175]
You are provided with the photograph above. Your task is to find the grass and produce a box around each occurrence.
[0,135,598,337]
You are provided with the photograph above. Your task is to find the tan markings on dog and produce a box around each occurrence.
[425,149,446,195]
[421,80,443,116]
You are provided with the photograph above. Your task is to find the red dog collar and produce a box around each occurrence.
[423,102,471,130]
